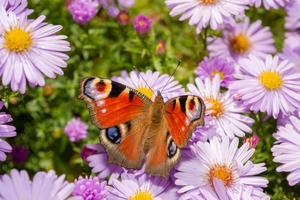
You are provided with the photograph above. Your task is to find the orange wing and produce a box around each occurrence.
[79,77,151,128]
[164,95,205,148]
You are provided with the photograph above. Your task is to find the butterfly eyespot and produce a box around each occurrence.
[189,98,196,110]
[167,139,177,158]
[105,127,121,144]
[96,80,106,92]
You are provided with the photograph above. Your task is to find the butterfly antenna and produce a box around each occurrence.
[132,66,155,95]
[160,60,181,93]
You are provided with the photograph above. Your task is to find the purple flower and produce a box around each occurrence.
[64,118,88,142]
[251,0,291,10]
[68,0,99,25]
[285,0,300,31]
[11,145,29,163]
[280,46,300,71]
[0,0,32,16]
[165,0,249,33]
[86,144,124,181]
[175,137,269,199]
[243,134,260,148]
[133,15,152,35]
[72,176,108,200]
[0,169,74,199]
[230,55,300,118]
[195,57,235,87]
[0,101,16,161]
[108,171,178,200]
[0,8,71,94]
[208,18,276,63]
[272,115,300,186]
[80,144,98,162]
[284,32,300,51]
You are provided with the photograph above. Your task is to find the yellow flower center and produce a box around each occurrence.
[137,87,154,99]
[129,190,153,200]
[207,98,224,117]
[4,28,32,52]
[200,0,218,5]
[259,71,283,90]
[208,164,233,187]
[230,33,250,54]
[212,70,224,80]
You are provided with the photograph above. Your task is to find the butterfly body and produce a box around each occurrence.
[80,77,205,177]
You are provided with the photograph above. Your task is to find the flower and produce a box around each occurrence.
[285,0,300,31]
[280,46,300,71]
[284,32,300,51]
[118,0,135,8]
[188,76,254,138]
[0,0,32,16]
[11,145,29,163]
[165,0,249,33]
[108,172,177,200]
[112,70,185,101]
[229,55,300,118]
[0,101,16,161]
[117,10,130,25]
[0,169,74,199]
[175,136,269,199]
[86,144,124,181]
[195,57,235,87]
[133,15,152,34]
[72,176,108,200]
[0,8,70,94]
[208,18,275,63]
[64,118,88,142]
[251,0,290,10]
[155,40,166,55]
[81,144,98,162]
[272,115,300,186]
[243,134,259,148]
[68,0,99,25]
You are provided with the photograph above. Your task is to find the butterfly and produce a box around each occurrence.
[79,76,205,177]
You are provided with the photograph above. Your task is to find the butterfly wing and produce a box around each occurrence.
[80,77,152,168]
[164,95,205,148]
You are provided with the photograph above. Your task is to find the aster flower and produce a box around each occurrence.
[108,172,177,200]
[0,169,74,199]
[72,176,108,200]
[243,134,259,148]
[280,46,300,71]
[284,32,300,51]
[208,18,276,63]
[175,136,269,199]
[0,0,31,16]
[277,111,300,126]
[0,101,16,161]
[64,118,88,142]
[272,115,300,186]
[118,0,135,8]
[81,144,98,162]
[0,8,70,94]
[229,55,300,118]
[188,75,254,138]
[285,0,300,31]
[68,0,99,25]
[133,15,152,35]
[251,0,290,10]
[195,57,235,87]
[165,0,249,33]
[112,70,185,101]
[86,144,124,181]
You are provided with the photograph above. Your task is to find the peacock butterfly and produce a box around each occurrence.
[79,76,205,177]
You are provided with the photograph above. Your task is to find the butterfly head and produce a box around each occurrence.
[155,91,164,103]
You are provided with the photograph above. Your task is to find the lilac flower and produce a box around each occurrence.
[11,145,29,163]
[68,0,99,25]
[133,15,152,35]
[195,57,235,87]
[230,55,300,118]
[86,144,124,181]
[243,134,260,148]
[113,70,185,102]
[285,0,300,31]
[165,0,249,33]
[0,0,32,16]
[108,171,177,200]
[272,116,300,186]
[118,0,135,8]
[280,46,300,71]
[0,101,16,161]
[72,176,108,200]
[81,144,98,162]
[64,118,88,142]
[251,0,291,10]
[0,169,74,199]
[284,32,300,51]
[175,137,269,199]
[188,76,254,138]
[208,18,275,63]
[0,8,70,94]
